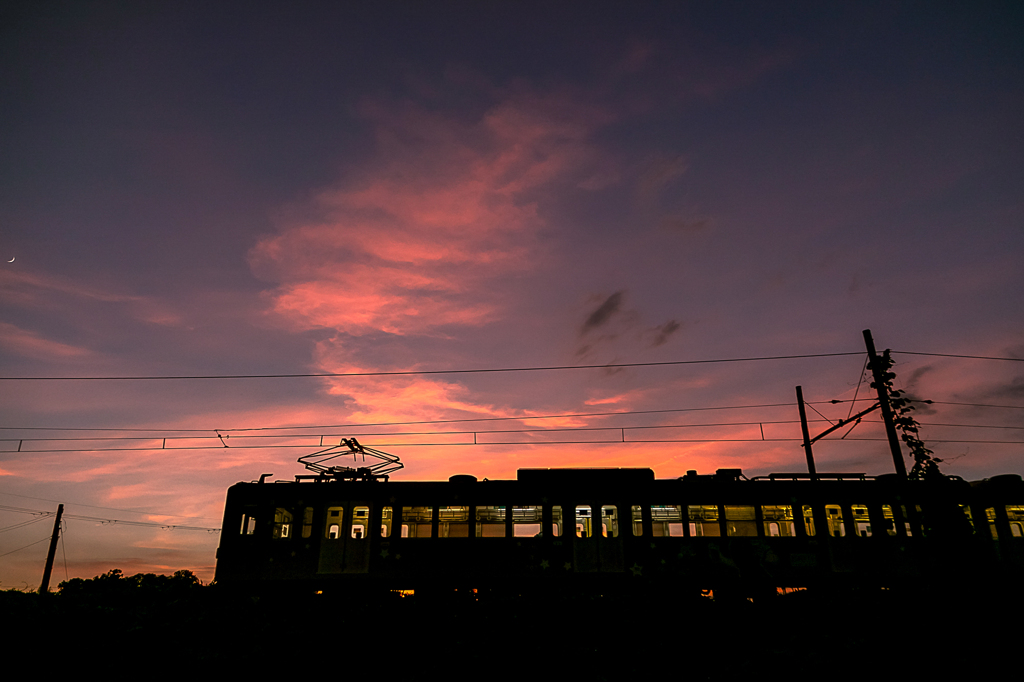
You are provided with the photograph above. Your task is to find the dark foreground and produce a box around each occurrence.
[1,570,1016,678]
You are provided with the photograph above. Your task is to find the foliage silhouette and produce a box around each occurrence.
[870,350,944,480]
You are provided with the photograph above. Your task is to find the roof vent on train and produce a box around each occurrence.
[449,474,478,484]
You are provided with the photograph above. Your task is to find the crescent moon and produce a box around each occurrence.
[6,257,12,263]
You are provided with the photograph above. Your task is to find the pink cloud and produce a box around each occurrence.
[250,90,608,339]
[0,322,93,360]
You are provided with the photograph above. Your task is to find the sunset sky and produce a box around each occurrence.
[2,2,1022,588]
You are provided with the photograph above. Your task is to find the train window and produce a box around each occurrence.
[881,505,897,536]
[576,506,593,538]
[651,505,683,537]
[825,505,845,537]
[985,507,998,540]
[381,506,393,538]
[476,506,506,537]
[688,505,719,537]
[402,506,433,538]
[601,505,618,538]
[959,505,975,533]
[440,506,470,537]
[272,508,293,540]
[761,505,795,536]
[851,504,871,537]
[1007,506,1024,538]
[239,506,257,535]
[802,505,816,537]
[513,506,542,537]
[632,505,643,536]
[552,505,563,537]
[903,505,916,537]
[351,506,370,539]
[325,506,344,540]
[301,507,313,539]
[725,506,757,537]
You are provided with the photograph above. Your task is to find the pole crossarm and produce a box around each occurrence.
[808,402,881,445]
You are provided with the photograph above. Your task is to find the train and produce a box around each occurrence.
[213,441,1024,596]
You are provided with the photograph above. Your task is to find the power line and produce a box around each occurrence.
[6,397,1019,437]
[0,351,866,381]
[0,536,51,558]
[0,503,219,532]
[0,418,830,445]
[917,400,1024,410]
[893,351,1024,362]
[0,400,879,434]
[0,491,220,521]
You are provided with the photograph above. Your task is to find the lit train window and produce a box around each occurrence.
[1007,506,1024,538]
[601,505,618,538]
[576,506,593,538]
[325,506,344,540]
[402,507,433,538]
[301,507,313,539]
[476,506,506,537]
[381,506,393,538]
[513,506,542,537]
[651,505,683,537]
[825,505,845,537]
[440,506,470,537]
[986,507,998,540]
[688,505,719,537]
[272,508,293,540]
[903,505,917,537]
[959,505,975,534]
[802,505,816,537]
[725,506,757,536]
[761,506,795,537]
[631,506,643,537]
[552,506,563,537]
[351,506,369,539]
[881,505,897,536]
[851,504,871,537]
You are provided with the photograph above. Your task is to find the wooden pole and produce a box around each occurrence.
[863,329,908,478]
[39,503,64,594]
[796,386,817,480]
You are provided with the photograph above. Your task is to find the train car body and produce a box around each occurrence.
[214,467,1024,595]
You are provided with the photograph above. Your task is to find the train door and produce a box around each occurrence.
[318,502,374,574]
[574,505,599,572]
[598,504,624,572]
[318,505,347,574]
[344,504,372,573]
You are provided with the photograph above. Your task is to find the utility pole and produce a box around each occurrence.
[795,386,817,480]
[38,503,64,594]
[863,329,908,479]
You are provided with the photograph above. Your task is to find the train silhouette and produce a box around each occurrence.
[214,439,1024,595]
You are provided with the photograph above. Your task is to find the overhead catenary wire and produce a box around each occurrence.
[0,491,221,521]
[0,351,867,381]
[0,348,1018,383]
[0,535,52,558]
[1,416,1020,453]
[2,397,1019,437]
[0,504,219,531]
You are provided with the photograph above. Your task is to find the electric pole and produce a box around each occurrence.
[863,329,908,479]
[796,385,817,480]
[38,503,64,594]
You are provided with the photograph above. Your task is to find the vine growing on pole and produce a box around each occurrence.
[870,350,944,480]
